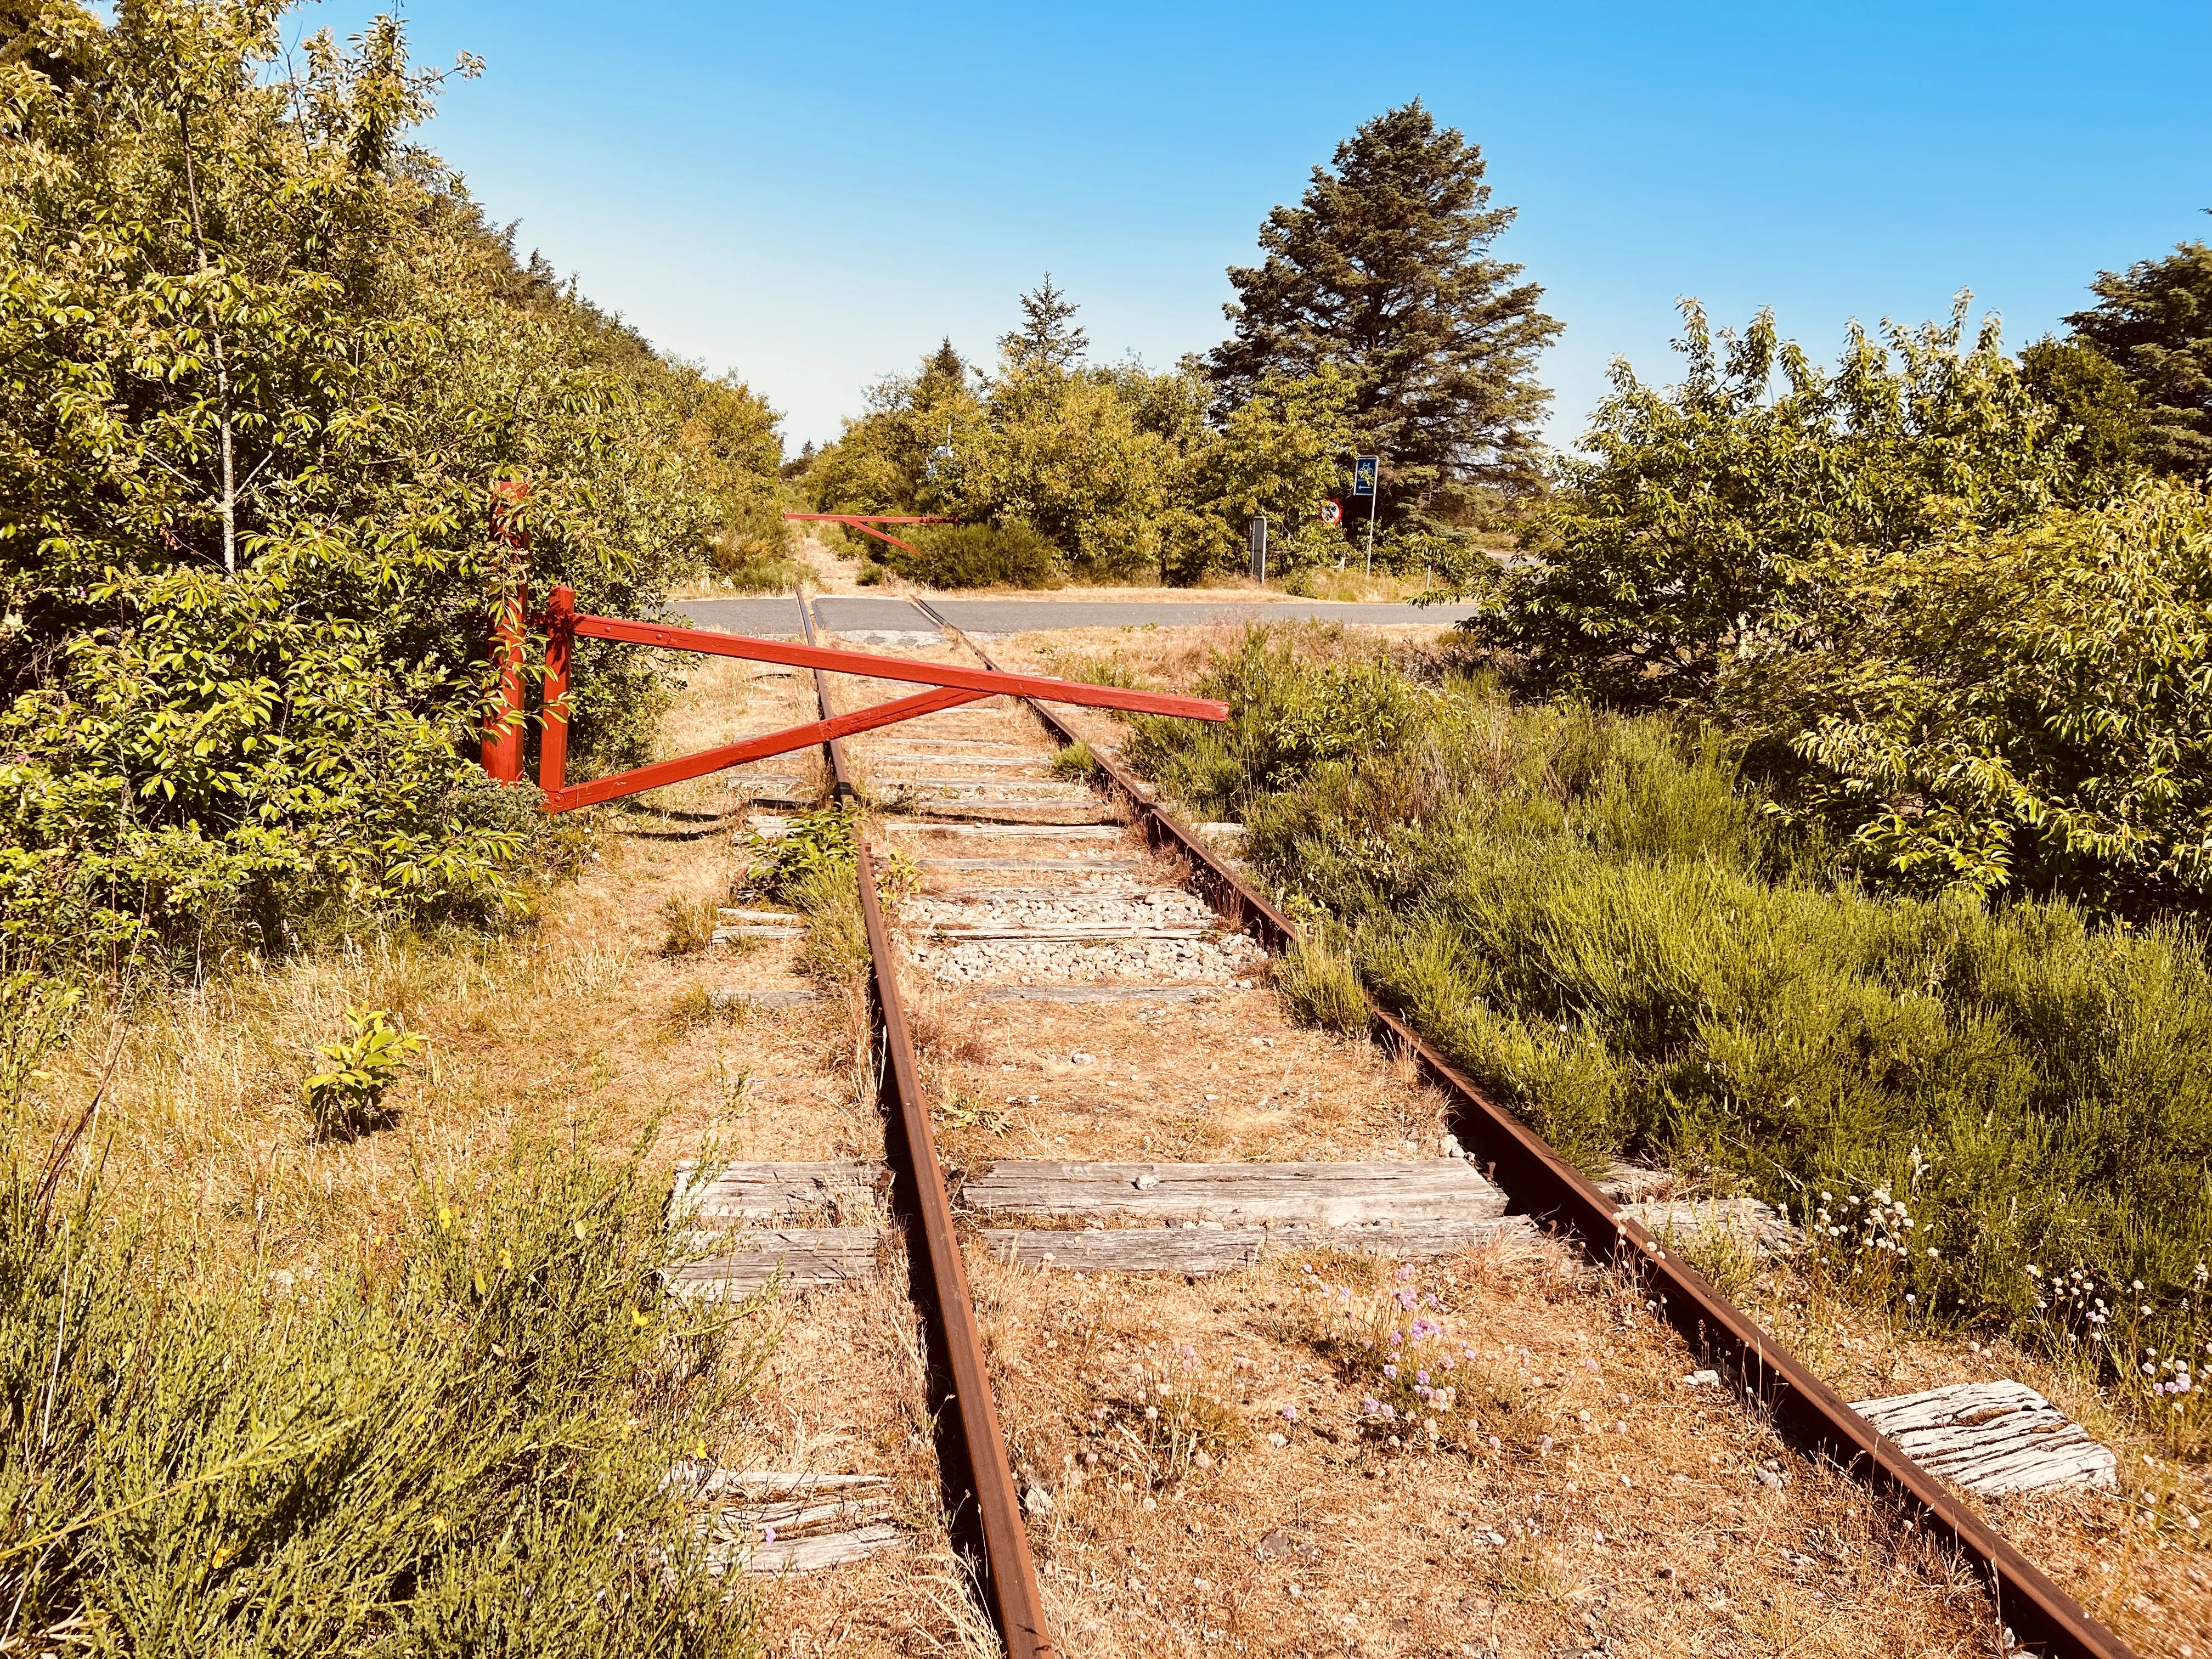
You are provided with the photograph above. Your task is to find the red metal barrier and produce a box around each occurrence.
[481,481,531,782]
[782,511,953,557]
[485,563,1226,812]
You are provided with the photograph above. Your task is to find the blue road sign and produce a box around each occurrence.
[1353,456,1379,496]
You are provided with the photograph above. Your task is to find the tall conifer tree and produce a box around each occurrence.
[998,276,1087,375]
[1209,101,1559,509]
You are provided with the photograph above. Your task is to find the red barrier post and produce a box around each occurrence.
[482,481,529,783]
[539,583,575,796]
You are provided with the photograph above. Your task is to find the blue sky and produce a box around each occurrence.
[312,1,2208,456]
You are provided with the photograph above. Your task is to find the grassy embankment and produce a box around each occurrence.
[1124,625,2212,1453]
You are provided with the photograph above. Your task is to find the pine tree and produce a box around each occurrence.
[998,275,1087,375]
[2066,236,2212,478]
[925,336,964,380]
[1209,101,1560,508]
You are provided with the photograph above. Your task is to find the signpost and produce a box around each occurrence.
[1247,514,1268,584]
[1352,456,1379,576]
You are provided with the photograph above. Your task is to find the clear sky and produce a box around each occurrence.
[311,1,2209,457]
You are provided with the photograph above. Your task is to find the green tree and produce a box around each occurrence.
[1741,479,2212,908]
[0,1,780,963]
[1470,298,2071,705]
[998,275,1087,375]
[2066,236,2212,478]
[1207,100,1560,512]
[2019,334,2149,494]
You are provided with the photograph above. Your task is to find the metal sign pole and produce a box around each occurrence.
[1352,456,1379,578]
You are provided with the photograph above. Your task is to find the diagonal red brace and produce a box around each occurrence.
[782,512,953,558]
[541,685,990,814]
[571,613,1230,722]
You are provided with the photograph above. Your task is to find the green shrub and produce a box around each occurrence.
[302,1006,423,1140]
[741,802,860,902]
[707,548,808,594]
[0,6,782,971]
[1274,936,1368,1034]
[1736,480,2212,910]
[1127,626,2212,1414]
[1048,741,1097,780]
[0,1081,765,1654]
[882,522,1063,590]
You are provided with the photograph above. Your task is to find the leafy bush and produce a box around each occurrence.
[1128,627,2212,1400]
[1048,741,1097,780]
[302,1005,423,1139]
[0,5,784,968]
[1466,298,2081,707]
[741,802,860,902]
[1736,479,2212,909]
[882,521,1063,589]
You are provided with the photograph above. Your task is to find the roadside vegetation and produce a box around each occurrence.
[0,968,765,1655]
[0,1,788,973]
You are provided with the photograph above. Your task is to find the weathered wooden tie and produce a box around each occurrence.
[970,984,1218,1003]
[1849,1381,2118,1497]
[664,1227,883,1298]
[963,1158,1508,1226]
[984,1216,1536,1274]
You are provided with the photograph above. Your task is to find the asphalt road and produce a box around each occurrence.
[670,594,1480,642]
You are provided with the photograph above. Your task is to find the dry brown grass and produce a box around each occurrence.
[972,1242,2004,1658]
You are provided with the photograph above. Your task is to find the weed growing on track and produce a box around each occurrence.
[1126,624,2212,1426]
[1048,740,1098,780]
[0,989,769,1655]
[1087,1345,1248,1497]
[661,895,719,957]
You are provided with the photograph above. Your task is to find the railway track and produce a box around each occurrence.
[678,592,2137,1658]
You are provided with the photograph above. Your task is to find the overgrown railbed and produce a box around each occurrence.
[1126,626,2212,1449]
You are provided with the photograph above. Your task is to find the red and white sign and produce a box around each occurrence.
[1319,498,1343,526]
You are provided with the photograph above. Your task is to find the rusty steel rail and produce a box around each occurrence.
[796,591,1055,1658]
[906,593,2135,1659]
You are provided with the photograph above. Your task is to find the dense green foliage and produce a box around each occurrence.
[809,101,1564,585]
[2067,238,2212,478]
[877,521,1061,589]
[1741,481,2212,906]
[807,293,1365,585]
[1127,629,2212,1403]
[0,2,784,966]
[0,1010,761,1652]
[1207,100,1560,517]
[1459,297,2212,910]
[1469,298,2080,704]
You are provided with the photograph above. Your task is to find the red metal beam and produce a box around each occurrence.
[569,613,1229,722]
[540,684,989,815]
[481,481,531,781]
[783,514,954,525]
[782,512,955,557]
